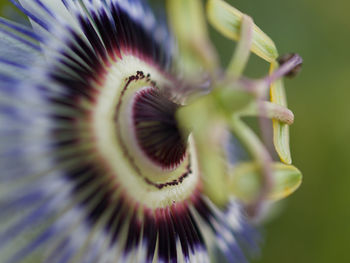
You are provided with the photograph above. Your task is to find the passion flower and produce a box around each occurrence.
[0,0,302,262]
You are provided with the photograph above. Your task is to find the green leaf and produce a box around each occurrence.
[207,0,278,62]
[230,162,302,203]
[268,163,302,201]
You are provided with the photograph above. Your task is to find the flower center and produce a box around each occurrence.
[90,55,200,208]
[132,87,187,170]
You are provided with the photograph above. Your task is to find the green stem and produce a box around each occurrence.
[229,116,273,216]
[227,15,254,77]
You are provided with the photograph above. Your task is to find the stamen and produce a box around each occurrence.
[278,53,303,78]
[267,53,303,84]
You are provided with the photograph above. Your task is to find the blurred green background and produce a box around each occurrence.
[220,0,350,262]
[226,1,350,262]
[222,0,350,262]
[1,0,349,262]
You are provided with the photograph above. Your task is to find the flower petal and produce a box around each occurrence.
[0,17,40,80]
[17,0,81,34]
[0,1,260,263]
